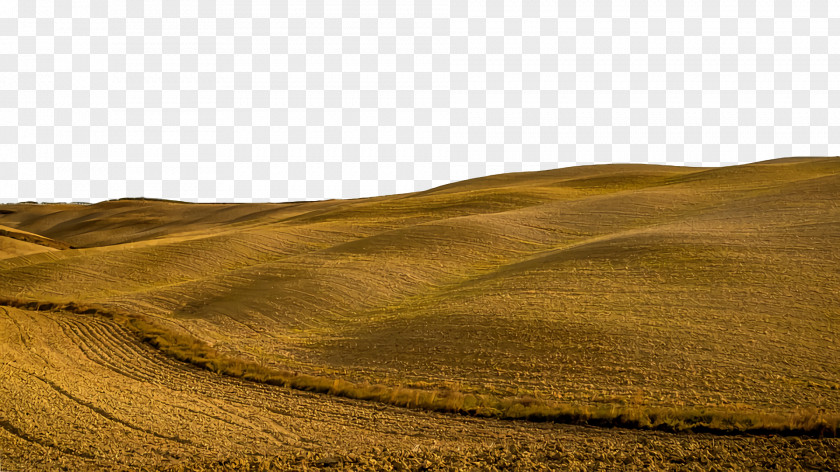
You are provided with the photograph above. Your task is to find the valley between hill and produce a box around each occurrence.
[1,157,839,470]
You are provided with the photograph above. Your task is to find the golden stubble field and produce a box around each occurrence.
[0,157,839,470]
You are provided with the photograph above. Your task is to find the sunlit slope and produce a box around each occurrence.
[0,235,56,259]
[0,157,838,414]
[4,309,833,470]
[0,198,351,247]
[0,224,69,259]
[314,176,840,408]
[0,164,692,307]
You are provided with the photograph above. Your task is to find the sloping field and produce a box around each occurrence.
[0,234,57,260]
[1,157,839,469]
[0,224,69,260]
[0,306,836,470]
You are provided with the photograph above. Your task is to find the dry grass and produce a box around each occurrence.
[75,311,840,437]
[1,295,837,437]
[1,157,839,441]
[99,312,840,437]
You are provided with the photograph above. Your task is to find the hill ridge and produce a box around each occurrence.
[0,156,837,413]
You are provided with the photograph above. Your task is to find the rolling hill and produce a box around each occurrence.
[1,157,838,469]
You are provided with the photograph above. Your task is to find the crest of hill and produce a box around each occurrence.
[0,233,58,259]
[1,157,837,248]
[0,198,344,248]
[0,163,683,247]
[0,224,71,260]
[0,156,838,414]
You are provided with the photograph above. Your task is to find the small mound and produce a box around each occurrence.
[0,234,58,259]
[0,224,72,251]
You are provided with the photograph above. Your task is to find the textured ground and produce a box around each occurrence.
[1,307,837,471]
[1,157,839,469]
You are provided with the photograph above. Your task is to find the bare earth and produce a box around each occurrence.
[1,157,839,470]
[2,308,837,471]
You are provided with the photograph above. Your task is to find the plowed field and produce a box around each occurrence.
[1,158,839,470]
[2,307,837,471]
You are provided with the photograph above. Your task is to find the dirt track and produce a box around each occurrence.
[1,306,838,471]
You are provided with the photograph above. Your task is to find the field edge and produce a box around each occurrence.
[1,296,837,439]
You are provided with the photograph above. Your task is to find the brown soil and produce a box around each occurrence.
[1,158,839,469]
[1,306,837,471]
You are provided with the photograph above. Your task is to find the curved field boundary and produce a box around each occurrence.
[0,227,73,250]
[0,296,837,438]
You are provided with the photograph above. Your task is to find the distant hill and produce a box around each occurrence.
[1,156,838,412]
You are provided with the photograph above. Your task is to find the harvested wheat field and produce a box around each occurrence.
[1,156,839,470]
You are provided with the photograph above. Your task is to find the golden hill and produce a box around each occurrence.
[0,223,71,259]
[0,157,839,468]
[1,158,838,408]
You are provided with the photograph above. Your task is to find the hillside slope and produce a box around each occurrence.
[0,157,838,413]
[4,306,836,470]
